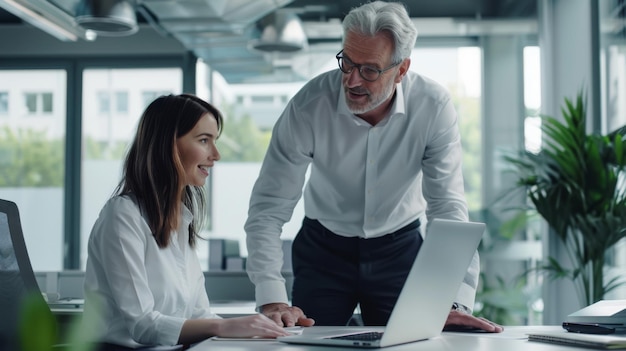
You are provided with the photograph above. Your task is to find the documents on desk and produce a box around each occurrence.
[528,329,626,349]
[565,300,626,326]
[525,299,626,349]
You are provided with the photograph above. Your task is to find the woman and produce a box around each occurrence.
[83,94,290,348]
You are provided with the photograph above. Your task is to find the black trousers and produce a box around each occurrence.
[291,217,423,326]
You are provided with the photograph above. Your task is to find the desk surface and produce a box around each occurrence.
[189,325,595,351]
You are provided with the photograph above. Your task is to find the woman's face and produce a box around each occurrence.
[176,112,221,187]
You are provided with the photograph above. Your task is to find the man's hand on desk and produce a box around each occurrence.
[444,310,504,333]
[260,303,316,328]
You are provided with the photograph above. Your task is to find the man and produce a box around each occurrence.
[245,1,502,332]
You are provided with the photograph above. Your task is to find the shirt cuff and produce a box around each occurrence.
[154,315,186,346]
[255,280,290,310]
[454,281,476,314]
[451,302,472,314]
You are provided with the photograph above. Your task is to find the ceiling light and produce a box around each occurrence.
[0,0,78,41]
[75,0,138,37]
[250,11,307,53]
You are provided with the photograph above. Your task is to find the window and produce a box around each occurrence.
[200,75,306,265]
[250,95,274,104]
[410,47,483,211]
[80,68,182,268]
[42,93,53,113]
[96,91,111,114]
[0,92,7,115]
[141,90,172,108]
[24,93,37,113]
[97,91,130,116]
[522,45,544,324]
[23,92,54,114]
[0,61,188,271]
[115,91,129,114]
[524,46,542,153]
[600,2,626,300]
[0,70,67,271]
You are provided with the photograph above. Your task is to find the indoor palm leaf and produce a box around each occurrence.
[505,91,626,306]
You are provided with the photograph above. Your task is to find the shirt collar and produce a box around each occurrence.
[393,82,407,118]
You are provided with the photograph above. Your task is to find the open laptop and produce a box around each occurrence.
[278,218,485,348]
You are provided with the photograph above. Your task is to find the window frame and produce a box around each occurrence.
[0,55,195,269]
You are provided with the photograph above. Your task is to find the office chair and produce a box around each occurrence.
[0,198,57,350]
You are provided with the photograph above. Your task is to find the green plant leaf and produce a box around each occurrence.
[500,89,626,305]
[19,293,58,351]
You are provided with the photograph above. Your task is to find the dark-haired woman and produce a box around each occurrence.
[83,94,289,349]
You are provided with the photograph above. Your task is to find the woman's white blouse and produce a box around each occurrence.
[83,195,219,347]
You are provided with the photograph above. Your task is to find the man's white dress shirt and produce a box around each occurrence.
[245,69,479,312]
[84,195,219,347]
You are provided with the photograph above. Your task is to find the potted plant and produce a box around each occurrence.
[503,91,626,307]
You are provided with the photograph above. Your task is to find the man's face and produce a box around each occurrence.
[341,31,405,119]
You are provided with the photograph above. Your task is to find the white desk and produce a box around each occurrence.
[188,326,594,351]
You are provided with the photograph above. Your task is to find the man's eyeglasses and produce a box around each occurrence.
[336,50,401,82]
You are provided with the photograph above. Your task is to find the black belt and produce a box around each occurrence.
[388,218,421,236]
[303,217,421,238]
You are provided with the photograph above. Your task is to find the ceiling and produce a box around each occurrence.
[0,0,540,84]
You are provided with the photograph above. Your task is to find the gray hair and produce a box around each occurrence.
[342,1,418,63]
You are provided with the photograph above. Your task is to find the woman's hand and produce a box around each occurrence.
[216,314,293,338]
[179,313,293,344]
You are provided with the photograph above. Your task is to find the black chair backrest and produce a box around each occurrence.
[0,198,50,350]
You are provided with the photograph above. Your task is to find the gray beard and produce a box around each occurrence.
[346,80,396,115]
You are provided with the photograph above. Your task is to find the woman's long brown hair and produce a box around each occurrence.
[114,94,223,248]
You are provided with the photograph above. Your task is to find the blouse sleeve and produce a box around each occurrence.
[87,197,186,345]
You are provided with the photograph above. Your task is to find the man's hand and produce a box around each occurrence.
[260,303,315,328]
[444,310,503,333]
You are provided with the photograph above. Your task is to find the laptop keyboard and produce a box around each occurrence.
[329,332,384,341]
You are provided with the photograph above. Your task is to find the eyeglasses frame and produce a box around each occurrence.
[335,50,402,82]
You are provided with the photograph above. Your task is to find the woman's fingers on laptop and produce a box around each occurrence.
[219,314,291,338]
